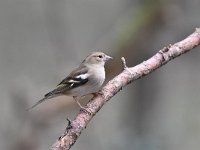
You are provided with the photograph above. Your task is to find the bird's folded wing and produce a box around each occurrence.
[44,65,89,98]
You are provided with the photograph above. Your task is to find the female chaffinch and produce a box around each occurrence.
[27,52,112,111]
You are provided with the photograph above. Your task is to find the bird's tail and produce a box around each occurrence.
[26,86,65,111]
[26,97,47,111]
[26,93,61,111]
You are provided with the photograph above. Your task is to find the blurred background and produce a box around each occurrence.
[0,0,200,150]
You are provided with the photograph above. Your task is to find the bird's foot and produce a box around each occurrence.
[92,90,103,97]
[79,106,92,115]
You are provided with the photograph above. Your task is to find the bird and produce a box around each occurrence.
[27,52,113,112]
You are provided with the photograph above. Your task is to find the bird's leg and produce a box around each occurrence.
[73,96,84,109]
[73,96,92,114]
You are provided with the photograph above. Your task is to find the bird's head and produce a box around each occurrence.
[83,52,113,66]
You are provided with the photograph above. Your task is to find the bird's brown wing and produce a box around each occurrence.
[44,65,89,98]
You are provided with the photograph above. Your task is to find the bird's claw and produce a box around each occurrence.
[80,106,93,115]
[92,91,103,97]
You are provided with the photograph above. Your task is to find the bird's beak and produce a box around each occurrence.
[104,55,113,61]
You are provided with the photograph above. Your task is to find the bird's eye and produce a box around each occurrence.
[98,55,103,58]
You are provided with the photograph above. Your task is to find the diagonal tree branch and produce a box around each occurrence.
[50,28,200,150]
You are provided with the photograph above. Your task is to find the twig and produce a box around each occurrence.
[50,28,200,150]
[121,57,128,69]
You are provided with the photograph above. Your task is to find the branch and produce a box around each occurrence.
[50,28,200,150]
